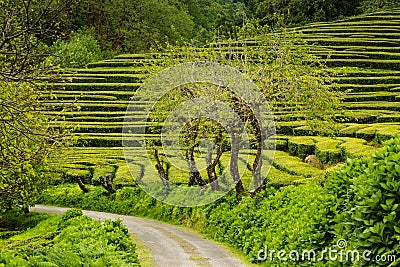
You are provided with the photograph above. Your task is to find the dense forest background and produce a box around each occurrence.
[26,0,400,57]
[65,0,400,50]
[3,0,399,71]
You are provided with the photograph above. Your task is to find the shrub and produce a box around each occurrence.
[60,209,83,221]
[0,210,140,266]
[314,138,343,164]
[47,32,102,68]
[288,136,315,159]
[40,182,337,266]
[326,137,400,264]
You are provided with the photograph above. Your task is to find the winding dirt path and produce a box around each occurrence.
[31,205,250,267]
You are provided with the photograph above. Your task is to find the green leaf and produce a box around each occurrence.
[383,211,396,223]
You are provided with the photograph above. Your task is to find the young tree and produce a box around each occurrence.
[0,0,72,214]
[0,81,69,214]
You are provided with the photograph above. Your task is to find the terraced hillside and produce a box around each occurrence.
[43,9,400,189]
[300,9,400,133]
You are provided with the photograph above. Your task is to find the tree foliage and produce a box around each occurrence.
[50,0,251,53]
[144,26,340,198]
[62,0,195,53]
[248,0,359,26]
[0,0,71,215]
[0,0,73,81]
[46,31,103,68]
[247,0,400,28]
[0,82,69,214]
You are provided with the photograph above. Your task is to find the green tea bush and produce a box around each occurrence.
[1,210,53,231]
[288,136,315,159]
[40,182,336,266]
[0,210,140,266]
[203,184,335,266]
[326,137,400,265]
[314,139,343,164]
[39,138,400,265]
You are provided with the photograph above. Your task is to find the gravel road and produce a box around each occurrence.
[31,205,250,267]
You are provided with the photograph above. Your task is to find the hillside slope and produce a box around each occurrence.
[42,9,400,188]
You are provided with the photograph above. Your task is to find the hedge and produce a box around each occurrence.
[67,76,107,83]
[338,137,377,158]
[46,82,141,91]
[332,83,400,92]
[92,164,117,185]
[344,92,399,102]
[346,101,400,111]
[335,110,379,123]
[265,166,307,186]
[87,59,161,68]
[325,59,400,69]
[70,67,149,74]
[69,73,146,83]
[269,150,325,178]
[334,76,400,85]
[287,136,315,159]
[377,113,400,122]
[40,93,118,101]
[114,164,139,188]
[63,168,92,184]
[313,137,343,164]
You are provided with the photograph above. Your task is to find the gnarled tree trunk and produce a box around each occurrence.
[154,148,169,190]
[206,131,223,190]
[252,119,263,192]
[99,175,116,194]
[230,135,245,198]
[186,147,206,186]
[75,176,89,193]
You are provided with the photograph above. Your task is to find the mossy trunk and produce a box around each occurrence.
[75,176,90,193]
[154,148,169,189]
[206,143,222,190]
[252,122,263,192]
[230,135,245,198]
[186,147,206,186]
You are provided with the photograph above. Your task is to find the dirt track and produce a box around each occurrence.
[31,205,249,267]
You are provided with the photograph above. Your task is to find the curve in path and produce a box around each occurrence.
[31,205,250,267]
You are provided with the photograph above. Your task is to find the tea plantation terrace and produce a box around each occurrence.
[41,9,400,189]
